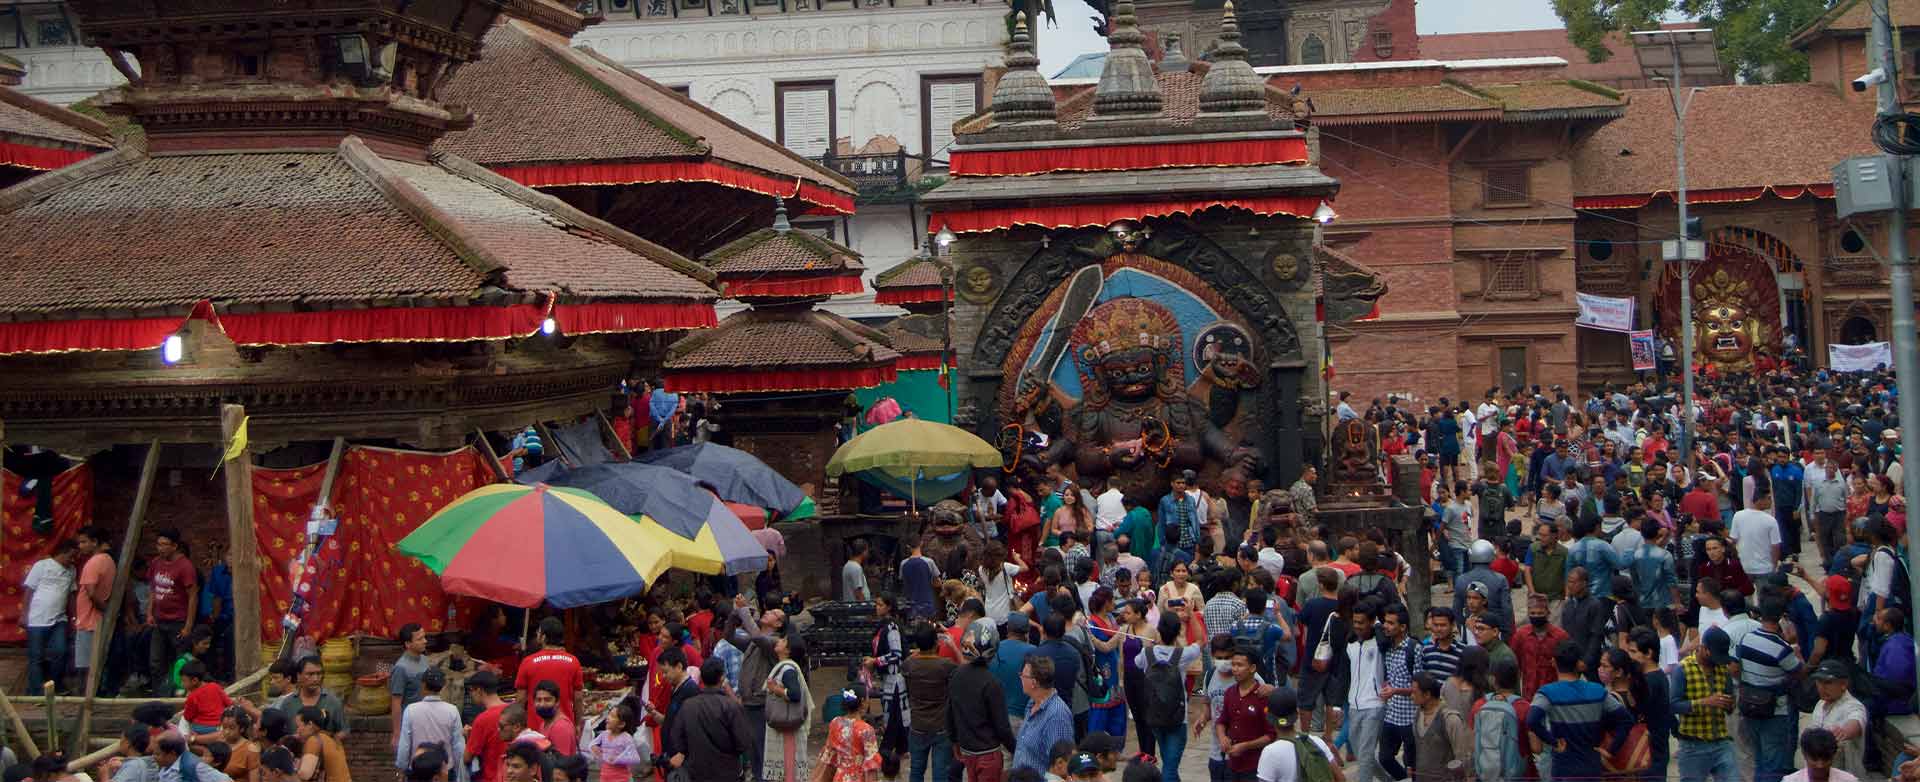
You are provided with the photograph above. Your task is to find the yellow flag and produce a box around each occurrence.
[224,416,251,462]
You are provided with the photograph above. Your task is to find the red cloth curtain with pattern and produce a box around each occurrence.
[0,465,93,642]
[254,446,499,642]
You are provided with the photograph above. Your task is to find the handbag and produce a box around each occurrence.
[1311,614,1337,671]
[1737,683,1781,719]
[767,660,810,730]
[1601,723,1651,776]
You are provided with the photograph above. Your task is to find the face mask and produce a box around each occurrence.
[1529,616,1549,628]
[1597,667,1614,686]
[535,706,557,720]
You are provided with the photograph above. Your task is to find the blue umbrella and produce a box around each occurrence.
[638,443,808,514]
[518,462,768,574]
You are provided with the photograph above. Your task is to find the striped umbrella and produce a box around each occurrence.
[396,483,678,608]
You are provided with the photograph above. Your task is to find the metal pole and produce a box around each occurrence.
[1868,0,1920,636]
[1671,34,1697,469]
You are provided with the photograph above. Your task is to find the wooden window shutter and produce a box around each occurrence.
[1484,164,1531,206]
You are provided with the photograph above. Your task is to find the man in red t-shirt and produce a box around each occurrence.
[145,530,199,698]
[515,617,583,730]
[1679,474,1721,523]
[1217,650,1276,777]
[464,671,509,782]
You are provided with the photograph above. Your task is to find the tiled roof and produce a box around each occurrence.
[880,319,945,354]
[1793,0,1920,44]
[872,256,946,290]
[666,306,899,369]
[1418,29,1643,84]
[1304,83,1496,118]
[1298,79,1622,123]
[0,85,113,150]
[1053,71,1296,129]
[0,140,714,317]
[1479,82,1625,114]
[703,227,864,277]
[435,20,853,198]
[1571,83,1879,197]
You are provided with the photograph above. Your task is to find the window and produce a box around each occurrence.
[30,13,70,46]
[1499,347,1528,392]
[777,81,836,158]
[1484,255,1537,298]
[1587,238,1613,261]
[669,84,692,97]
[0,10,21,49]
[1373,30,1394,58]
[1483,164,1531,206]
[922,75,981,164]
[1299,35,1326,65]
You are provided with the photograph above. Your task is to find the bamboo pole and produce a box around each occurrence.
[64,665,267,772]
[315,437,347,512]
[595,410,634,461]
[0,688,42,759]
[221,405,264,681]
[73,440,160,755]
[472,428,512,483]
[535,421,573,467]
[43,683,55,753]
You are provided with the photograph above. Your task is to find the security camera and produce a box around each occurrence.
[1854,67,1888,92]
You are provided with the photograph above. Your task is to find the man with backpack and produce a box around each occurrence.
[1255,687,1341,782]
[1410,673,1470,782]
[1139,615,1202,782]
[949,620,1014,782]
[1375,605,1420,782]
[1035,613,1093,741]
[1230,589,1290,685]
[1472,661,1529,782]
[1630,518,1679,610]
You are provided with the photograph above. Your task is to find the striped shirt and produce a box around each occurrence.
[1735,626,1802,716]
[1526,679,1633,781]
[1418,639,1462,681]
[1671,654,1734,741]
[1382,637,1418,727]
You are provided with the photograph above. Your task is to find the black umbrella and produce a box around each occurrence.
[637,443,807,513]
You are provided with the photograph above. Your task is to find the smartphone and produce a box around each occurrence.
[1169,599,1186,608]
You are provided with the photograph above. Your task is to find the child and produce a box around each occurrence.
[551,753,592,782]
[179,661,232,736]
[168,626,214,696]
[588,704,647,782]
[261,746,299,782]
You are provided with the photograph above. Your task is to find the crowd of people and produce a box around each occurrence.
[19,362,1916,782]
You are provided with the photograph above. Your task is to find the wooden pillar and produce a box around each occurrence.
[73,440,160,753]
[221,405,263,679]
[473,428,512,483]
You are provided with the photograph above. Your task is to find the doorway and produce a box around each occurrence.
[1840,316,1879,345]
[1499,346,1528,394]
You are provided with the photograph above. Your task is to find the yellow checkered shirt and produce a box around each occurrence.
[1676,654,1732,742]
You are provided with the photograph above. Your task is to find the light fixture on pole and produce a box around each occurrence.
[161,333,184,365]
[541,317,558,336]
[1632,26,1719,467]
[934,225,957,257]
[1313,201,1337,225]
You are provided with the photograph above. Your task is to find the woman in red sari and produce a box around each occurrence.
[1004,482,1043,570]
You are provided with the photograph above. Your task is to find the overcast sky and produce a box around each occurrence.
[1038,0,1568,75]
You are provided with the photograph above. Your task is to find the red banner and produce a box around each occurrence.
[948,138,1308,177]
[0,464,93,643]
[0,314,191,356]
[930,196,1321,234]
[255,446,499,642]
[894,353,952,370]
[0,141,96,173]
[874,286,949,306]
[490,160,855,215]
[664,364,898,393]
[723,274,864,298]
[1575,184,1836,210]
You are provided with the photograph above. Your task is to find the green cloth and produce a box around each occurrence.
[1039,493,1063,547]
[1529,543,1567,599]
[1485,638,1517,673]
[853,370,952,427]
[1116,506,1159,562]
[166,652,196,696]
[786,496,817,521]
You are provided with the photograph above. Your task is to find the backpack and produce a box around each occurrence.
[1063,632,1109,701]
[1876,545,1912,620]
[1143,647,1188,728]
[1229,617,1275,675]
[1291,735,1335,782]
[1473,696,1526,782]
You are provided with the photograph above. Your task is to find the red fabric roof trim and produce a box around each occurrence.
[663,364,899,393]
[948,138,1309,177]
[1575,184,1837,210]
[0,314,188,356]
[931,196,1322,234]
[0,300,713,355]
[0,140,96,172]
[895,353,952,370]
[551,301,718,334]
[874,286,950,305]
[724,274,865,298]
[490,160,855,215]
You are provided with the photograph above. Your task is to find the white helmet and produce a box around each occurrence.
[1468,539,1497,565]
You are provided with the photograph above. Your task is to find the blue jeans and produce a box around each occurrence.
[26,622,67,696]
[1744,712,1797,782]
[1156,726,1187,782]
[1087,705,1126,738]
[910,728,951,782]
[1675,739,1738,782]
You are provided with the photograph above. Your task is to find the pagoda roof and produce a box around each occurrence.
[0,138,718,355]
[872,256,951,306]
[663,306,901,393]
[703,225,866,299]
[436,20,856,215]
[0,84,113,175]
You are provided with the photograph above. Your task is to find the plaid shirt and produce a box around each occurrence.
[1673,654,1734,742]
[1382,636,1418,726]
[1203,593,1249,639]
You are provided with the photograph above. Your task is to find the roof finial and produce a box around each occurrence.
[773,198,791,232]
[1159,32,1189,73]
[1198,0,1267,115]
[1091,0,1164,119]
[989,13,1058,124]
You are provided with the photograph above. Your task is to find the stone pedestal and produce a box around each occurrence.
[1318,497,1427,626]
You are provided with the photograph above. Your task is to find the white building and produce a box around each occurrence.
[576,0,1010,318]
[1,2,124,103]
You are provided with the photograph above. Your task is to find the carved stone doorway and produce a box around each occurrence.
[1839,316,1879,345]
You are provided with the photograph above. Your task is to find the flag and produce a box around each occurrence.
[223,416,251,462]
[937,363,950,389]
